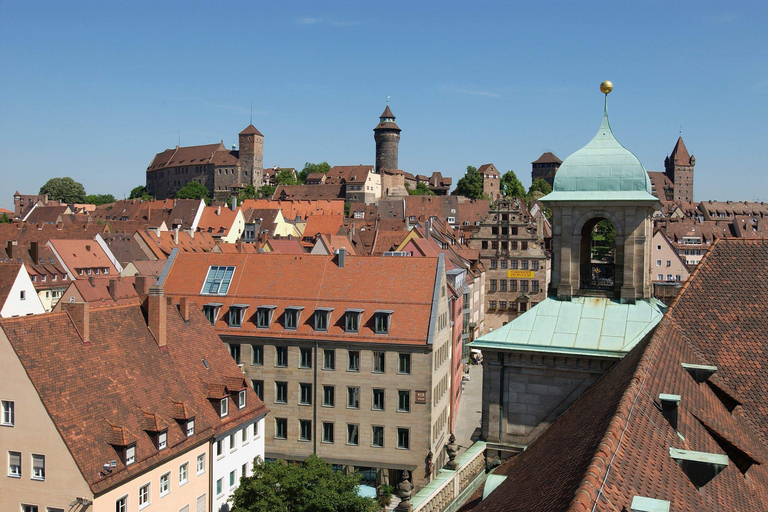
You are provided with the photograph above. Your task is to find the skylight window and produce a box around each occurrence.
[314,308,334,332]
[374,310,393,334]
[284,306,304,330]
[344,309,363,333]
[256,306,277,329]
[202,266,235,295]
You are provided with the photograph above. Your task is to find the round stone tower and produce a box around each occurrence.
[373,105,401,173]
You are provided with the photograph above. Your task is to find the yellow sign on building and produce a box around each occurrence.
[507,270,535,279]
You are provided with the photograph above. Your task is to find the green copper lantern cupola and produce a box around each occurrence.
[542,86,658,203]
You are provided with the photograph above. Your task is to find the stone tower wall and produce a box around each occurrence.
[671,166,693,203]
[375,131,400,174]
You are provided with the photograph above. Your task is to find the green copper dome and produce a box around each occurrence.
[543,108,658,202]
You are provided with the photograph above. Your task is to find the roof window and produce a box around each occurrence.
[284,306,304,330]
[220,397,229,418]
[374,310,393,335]
[238,390,246,409]
[256,305,277,329]
[669,447,728,488]
[314,307,334,332]
[658,394,681,435]
[202,266,235,295]
[629,496,670,512]
[203,303,222,325]
[125,444,136,465]
[228,304,249,328]
[344,309,363,333]
[681,363,717,383]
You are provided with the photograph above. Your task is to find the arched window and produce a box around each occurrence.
[579,218,616,292]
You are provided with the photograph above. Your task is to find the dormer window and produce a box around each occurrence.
[125,444,136,465]
[374,310,393,334]
[256,306,277,329]
[314,308,334,332]
[228,305,248,327]
[344,309,363,333]
[203,303,222,325]
[186,419,195,437]
[284,306,304,330]
[220,397,229,418]
[238,390,246,409]
[202,266,235,295]
[157,430,168,450]
[41,274,46,282]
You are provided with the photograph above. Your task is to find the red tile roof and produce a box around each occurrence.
[669,136,692,166]
[273,184,345,201]
[0,300,267,494]
[531,152,563,164]
[161,252,442,345]
[240,199,344,221]
[303,215,344,238]
[197,206,241,237]
[264,238,305,254]
[135,230,216,259]
[48,239,118,277]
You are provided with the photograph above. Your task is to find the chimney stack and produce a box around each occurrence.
[179,296,191,322]
[63,302,90,344]
[108,278,118,301]
[134,275,150,296]
[89,276,96,287]
[30,241,39,263]
[148,285,167,349]
[337,247,346,268]
[231,197,237,211]
[216,205,221,216]
[173,226,179,245]
[6,240,15,259]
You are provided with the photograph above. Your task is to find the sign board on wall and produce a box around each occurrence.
[507,270,535,279]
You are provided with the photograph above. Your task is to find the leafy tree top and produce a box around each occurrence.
[175,181,209,200]
[407,182,436,196]
[453,165,485,199]
[39,177,87,204]
[129,185,153,201]
[230,455,376,512]
[86,194,116,206]
[500,170,525,198]
[298,162,331,184]
[275,168,298,186]
[528,178,552,196]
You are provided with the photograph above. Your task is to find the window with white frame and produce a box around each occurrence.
[186,419,195,437]
[202,266,235,295]
[139,483,150,508]
[179,462,189,485]
[229,469,236,488]
[9,451,21,477]
[196,453,205,475]
[238,390,246,409]
[31,454,45,480]
[220,397,229,417]
[160,472,170,496]
[125,444,136,465]
[1,400,14,426]
[216,478,223,496]
[116,495,128,512]
[157,430,167,450]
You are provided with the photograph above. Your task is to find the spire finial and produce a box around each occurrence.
[387,95,390,105]
[250,101,253,125]
[600,80,613,114]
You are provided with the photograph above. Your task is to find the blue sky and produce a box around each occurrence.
[1,1,767,209]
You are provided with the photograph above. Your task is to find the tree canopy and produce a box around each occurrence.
[39,177,87,204]
[453,166,485,199]
[175,181,209,200]
[528,178,552,197]
[500,170,525,198]
[275,168,298,186]
[0,213,11,224]
[298,162,331,184]
[85,194,116,206]
[229,455,377,512]
[407,182,436,196]
[258,184,276,198]
[129,185,153,201]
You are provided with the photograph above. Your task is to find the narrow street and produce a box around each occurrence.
[453,362,483,457]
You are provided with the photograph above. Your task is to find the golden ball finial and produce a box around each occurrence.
[600,81,613,94]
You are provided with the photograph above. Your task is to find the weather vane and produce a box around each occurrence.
[387,95,390,105]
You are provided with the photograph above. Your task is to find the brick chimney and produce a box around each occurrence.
[30,241,39,263]
[6,240,15,259]
[108,278,118,301]
[147,285,167,349]
[337,247,346,268]
[63,302,90,344]
[179,296,191,322]
[134,275,150,296]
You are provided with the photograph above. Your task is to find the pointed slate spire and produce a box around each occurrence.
[670,137,692,166]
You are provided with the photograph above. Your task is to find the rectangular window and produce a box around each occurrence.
[203,305,220,325]
[252,380,264,401]
[116,496,128,512]
[499,280,507,292]
[520,281,529,293]
[228,306,246,327]
[397,428,410,449]
[238,389,246,409]
[532,260,539,270]
[251,345,263,365]
[348,351,360,371]
[510,280,517,292]
[372,426,384,447]
[499,300,507,310]
[275,382,287,403]
[373,351,385,373]
[139,483,150,508]
[398,353,411,375]
[229,433,237,452]
[229,470,236,488]
[202,266,235,295]
[489,300,497,309]
[532,281,539,293]
[20,290,26,300]
[323,349,335,370]
[9,451,21,477]
[490,260,498,269]
[157,430,167,450]
[521,260,529,270]
[489,279,497,292]
[256,307,274,328]
[398,391,411,412]
[229,344,241,363]
[216,478,223,496]
[323,385,335,407]
[481,241,488,250]
[1,400,13,426]
[253,420,259,438]
[344,310,361,333]
[284,308,300,330]
[215,439,223,456]
[300,383,312,405]
[510,259,518,269]
[323,422,334,443]
[275,418,287,439]
[197,453,205,475]
[500,259,507,269]
[126,444,136,465]
[220,397,229,417]
[299,420,312,441]
[314,309,331,331]
[160,472,170,496]
[300,348,312,368]
[374,312,392,334]
[521,241,528,250]
[656,259,662,266]
[347,424,359,445]
[276,347,287,367]
[373,389,385,410]
[347,387,360,409]
[510,240,518,250]
[180,462,189,485]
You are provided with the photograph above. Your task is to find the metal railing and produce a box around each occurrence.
[580,263,615,291]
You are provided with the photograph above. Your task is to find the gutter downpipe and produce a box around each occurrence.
[314,340,319,455]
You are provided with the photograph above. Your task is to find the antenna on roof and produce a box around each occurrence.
[387,95,390,105]
[250,100,253,125]
[178,130,180,147]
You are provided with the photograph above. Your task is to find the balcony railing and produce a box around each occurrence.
[580,263,615,291]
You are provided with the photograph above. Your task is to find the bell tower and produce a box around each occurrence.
[238,124,264,188]
[543,82,661,303]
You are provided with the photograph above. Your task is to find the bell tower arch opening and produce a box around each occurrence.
[580,218,616,293]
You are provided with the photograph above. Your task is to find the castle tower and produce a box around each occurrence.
[664,137,695,203]
[373,105,401,174]
[544,82,661,303]
[238,124,264,188]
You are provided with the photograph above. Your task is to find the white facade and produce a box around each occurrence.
[1,266,46,318]
[211,415,266,512]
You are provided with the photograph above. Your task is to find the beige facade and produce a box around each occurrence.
[1,330,93,511]
[651,230,690,283]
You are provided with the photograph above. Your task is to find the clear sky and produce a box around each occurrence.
[1,1,767,209]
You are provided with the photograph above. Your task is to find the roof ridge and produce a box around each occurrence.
[665,236,721,313]
[567,322,666,512]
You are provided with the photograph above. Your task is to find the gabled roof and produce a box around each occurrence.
[315,234,357,256]
[147,143,230,171]
[1,301,267,494]
[477,164,499,176]
[134,229,216,259]
[0,263,22,308]
[273,184,346,201]
[532,152,563,165]
[197,206,241,237]
[239,124,263,136]
[63,276,141,308]
[303,215,344,238]
[264,238,305,254]
[48,239,119,277]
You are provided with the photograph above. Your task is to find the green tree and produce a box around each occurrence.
[275,168,298,186]
[258,184,276,198]
[528,178,552,198]
[175,181,210,200]
[453,166,485,199]
[407,182,436,196]
[344,202,351,217]
[0,213,11,224]
[85,194,116,206]
[237,185,257,205]
[592,219,616,261]
[129,185,153,201]
[230,455,376,512]
[39,177,87,204]
[500,171,525,198]
[297,162,331,184]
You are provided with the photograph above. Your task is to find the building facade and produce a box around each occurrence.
[530,152,562,189]
[373,106,400,174]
